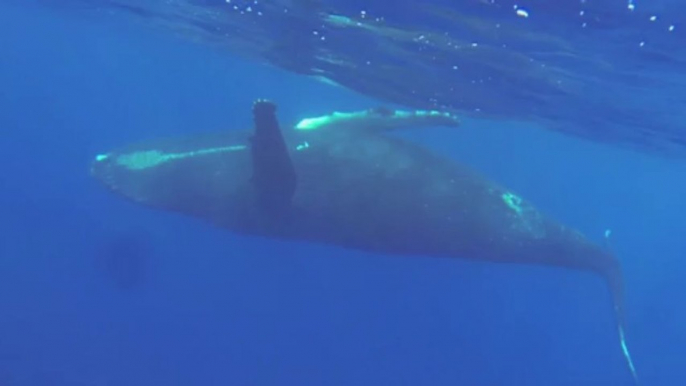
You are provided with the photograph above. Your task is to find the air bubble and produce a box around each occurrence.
[516,9,529,18]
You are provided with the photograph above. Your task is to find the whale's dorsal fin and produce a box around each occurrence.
[294,107,460,132]
[249,99,297,217]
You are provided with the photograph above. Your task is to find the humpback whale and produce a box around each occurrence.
[91,100,638,383]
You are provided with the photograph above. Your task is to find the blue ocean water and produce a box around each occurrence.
[1,2,685,385]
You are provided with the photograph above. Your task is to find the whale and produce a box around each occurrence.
[91,100,638,382]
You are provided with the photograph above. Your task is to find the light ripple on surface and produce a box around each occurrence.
[37,0,686,157]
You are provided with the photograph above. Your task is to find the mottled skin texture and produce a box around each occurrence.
[91,106,635,381]
[92,125,616,272]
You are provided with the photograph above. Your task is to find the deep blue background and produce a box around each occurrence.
[1,3,684,385]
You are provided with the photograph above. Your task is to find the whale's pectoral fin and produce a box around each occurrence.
[249,99,297,216]
[369,106,394,116]
[294,108,460,132]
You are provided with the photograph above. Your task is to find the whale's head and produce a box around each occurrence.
[90,134,254,220]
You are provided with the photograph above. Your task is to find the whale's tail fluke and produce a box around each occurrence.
[606,265,639,385]
[603,231,639,385]
[619,325,639,385]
